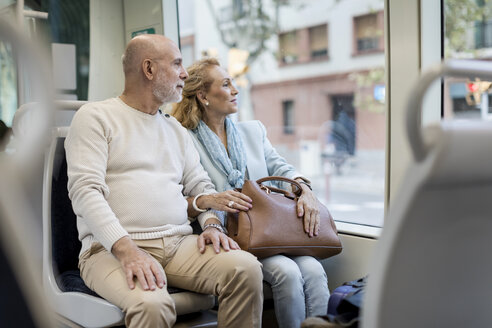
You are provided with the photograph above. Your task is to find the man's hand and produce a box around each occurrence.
[197,227,240,254]
[296,185,320,237]
[111,236,165,290]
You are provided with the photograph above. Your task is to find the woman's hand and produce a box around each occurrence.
[197,190,253,213]
[296,185,320,237]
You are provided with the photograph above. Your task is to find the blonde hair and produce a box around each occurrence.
[172,57,220,129]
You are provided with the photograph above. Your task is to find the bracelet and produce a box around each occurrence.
[192,192,210,213]
[298,181,312,191]
[203,223,227,234]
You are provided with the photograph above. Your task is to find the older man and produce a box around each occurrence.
[65,34,262,328]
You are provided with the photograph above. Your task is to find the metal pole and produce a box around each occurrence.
[23,10,49,20]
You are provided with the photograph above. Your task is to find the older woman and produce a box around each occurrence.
[172,58,329,328]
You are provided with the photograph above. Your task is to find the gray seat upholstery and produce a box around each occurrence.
[43,127,215,327]
[363,60,492,328]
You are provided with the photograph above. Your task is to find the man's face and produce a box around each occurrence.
[152,42,188,104]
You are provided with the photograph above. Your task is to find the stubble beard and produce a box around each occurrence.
[153,73,182,104]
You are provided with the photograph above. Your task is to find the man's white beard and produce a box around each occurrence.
[153,74,182,103]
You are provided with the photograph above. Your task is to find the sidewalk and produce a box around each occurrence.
[313,150,385,227]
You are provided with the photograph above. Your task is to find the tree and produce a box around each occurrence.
[444,0,492,57]
[204,0,352,66]
[349,67,386,114]
[205,0,289,66]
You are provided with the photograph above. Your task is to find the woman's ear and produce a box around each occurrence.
[197,91,207,105]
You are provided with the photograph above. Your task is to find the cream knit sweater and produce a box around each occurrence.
[65,98,218,256]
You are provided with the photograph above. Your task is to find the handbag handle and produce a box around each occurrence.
[256,176,303,198]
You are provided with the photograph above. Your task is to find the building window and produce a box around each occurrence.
[279,31,298,63]
[475,19,492,49]
[309,24,328,58]
[354,12,382,53]
[282,100,295,134]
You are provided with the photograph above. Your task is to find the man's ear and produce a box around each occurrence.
[142,59,154,80]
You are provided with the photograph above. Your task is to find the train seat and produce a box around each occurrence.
[42,126,216,327]
[363,60,492,328]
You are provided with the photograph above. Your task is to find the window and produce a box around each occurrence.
[279,25,328,64]
[354,12,383,54]
[279,31,298,64]
[41,0,90,100]
[0,0,89,135]
[309,24,328,58]
[472,0,492,50]
[179,0,386,227]
[475,19,492,49]
[0,41,17,127]
[282,100,295,134]
[443,0,492,120]
[180,35,195,68]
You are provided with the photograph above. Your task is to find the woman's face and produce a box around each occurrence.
[203,65,239,117]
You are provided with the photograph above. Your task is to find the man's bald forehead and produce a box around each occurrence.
[130,34,173,51]
[122,34,177,75]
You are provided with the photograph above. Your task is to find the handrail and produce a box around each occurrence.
[406,60,492,162]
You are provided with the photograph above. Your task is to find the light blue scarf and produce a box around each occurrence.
[194,118,247,191]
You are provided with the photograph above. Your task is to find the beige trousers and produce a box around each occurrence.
[79,235,263,328]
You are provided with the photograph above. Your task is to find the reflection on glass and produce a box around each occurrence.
[444,0,492,120]
[179,0,386,227]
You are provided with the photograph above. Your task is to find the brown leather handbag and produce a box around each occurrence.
[226,176,342,259]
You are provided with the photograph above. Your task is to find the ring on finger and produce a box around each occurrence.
[228,200,235,208]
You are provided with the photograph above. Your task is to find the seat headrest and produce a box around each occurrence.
[423,120,492,186]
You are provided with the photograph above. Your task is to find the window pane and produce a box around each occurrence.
[355,13,381,52]
[279,31,298,63]
[179,0,386,227]
[444,0,492,120]
[0,41,17,128]
[38,0,90,100]
[309,24,328,58]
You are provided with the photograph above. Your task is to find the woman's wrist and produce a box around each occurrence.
[195,193,215,211]
[298,181,312,191]
[295,178,312,192]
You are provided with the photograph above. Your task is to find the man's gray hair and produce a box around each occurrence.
[121,43,139,75]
